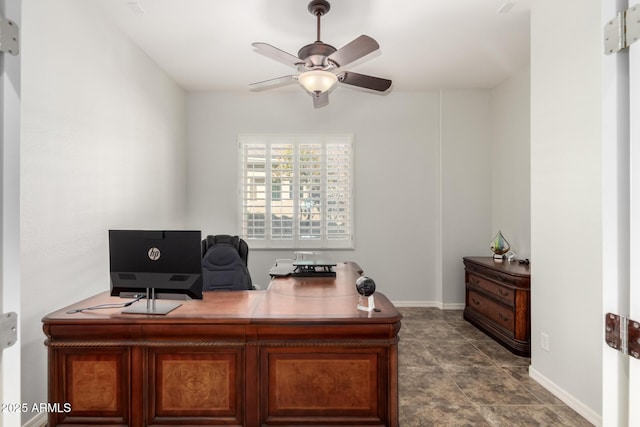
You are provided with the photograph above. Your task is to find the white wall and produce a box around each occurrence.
[20,0,187,422]
[440,90,493,305]
[530,0,602,422]
[491,68,531,259]
[187,89,496,305]
[187,90,441,302]
[439,80,531,307]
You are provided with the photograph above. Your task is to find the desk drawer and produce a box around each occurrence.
[467,290,514,333]
[467,273,514,306]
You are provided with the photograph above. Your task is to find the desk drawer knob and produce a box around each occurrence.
[499,288,510,297]
[471,297,480,305]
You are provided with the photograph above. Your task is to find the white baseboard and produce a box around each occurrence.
[529,366,601,427]
[391,300,440,308]
[391,300,465,310]
[22,413,47,427]
[442,302,465,310]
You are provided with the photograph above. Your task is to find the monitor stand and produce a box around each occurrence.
[122,288,181,315]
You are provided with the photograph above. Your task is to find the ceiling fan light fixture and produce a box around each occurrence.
[250,0,391,107]
[298,70,338,94]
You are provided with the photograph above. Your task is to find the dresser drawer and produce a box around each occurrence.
[467,265,516,287]
[467,290,514,333]
[467,273,514,306]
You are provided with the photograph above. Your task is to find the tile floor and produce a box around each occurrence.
[398,307,593,427]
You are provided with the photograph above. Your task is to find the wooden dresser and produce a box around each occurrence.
[463,256,531,356]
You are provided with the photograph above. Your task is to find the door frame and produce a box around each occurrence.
[1,0,21,424]
[628,0,640,424]
[601,0,640,425]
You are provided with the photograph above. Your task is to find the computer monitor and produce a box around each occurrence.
[109,230,203,314]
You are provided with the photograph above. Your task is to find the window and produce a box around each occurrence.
[239,134,354,249]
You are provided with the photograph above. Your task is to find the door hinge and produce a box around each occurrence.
[605,313,640,359]
[0,11,19,56]
[0,312,17,350]
[604,5,640,55]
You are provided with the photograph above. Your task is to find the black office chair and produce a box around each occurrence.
[201,235,253,291]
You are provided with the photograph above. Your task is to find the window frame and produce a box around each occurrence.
[238,134,355,250]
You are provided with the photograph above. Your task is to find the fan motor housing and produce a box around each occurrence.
[298,42,337,68]
[308,0,330,16]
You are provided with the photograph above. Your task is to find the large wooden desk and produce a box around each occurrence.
[42,262,401,427]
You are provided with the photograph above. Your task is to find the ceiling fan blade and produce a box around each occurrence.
[327,35,379,68]
[249,75,297,91]
[338,71,392,92]
[252,42,304,68]
[312,91,329,108]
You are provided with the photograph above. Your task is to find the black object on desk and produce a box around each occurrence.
[269,258,337,278]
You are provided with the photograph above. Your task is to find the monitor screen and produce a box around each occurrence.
[109,230,203,300]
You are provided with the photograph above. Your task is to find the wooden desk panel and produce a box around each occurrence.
[43,262,401,427]
[262,348,385,426]
[147,347,244,426]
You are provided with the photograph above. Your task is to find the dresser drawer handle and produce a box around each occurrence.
[470,277,480,284]
[499,288,510,297]
[499,313,511,322]
[471,297,481,305]
[496,274,507,282]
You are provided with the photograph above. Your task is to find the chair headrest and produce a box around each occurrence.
[203,244,242,267]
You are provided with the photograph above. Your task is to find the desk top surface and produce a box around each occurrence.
[42,262,401,325]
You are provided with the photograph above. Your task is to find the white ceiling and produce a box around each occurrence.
[95,0,531,92]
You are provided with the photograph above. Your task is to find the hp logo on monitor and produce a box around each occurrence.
[148,247,161,261]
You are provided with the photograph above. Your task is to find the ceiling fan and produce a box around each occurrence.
[249,0,392,108]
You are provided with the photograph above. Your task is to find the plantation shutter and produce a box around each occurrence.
[239,134,354,249]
